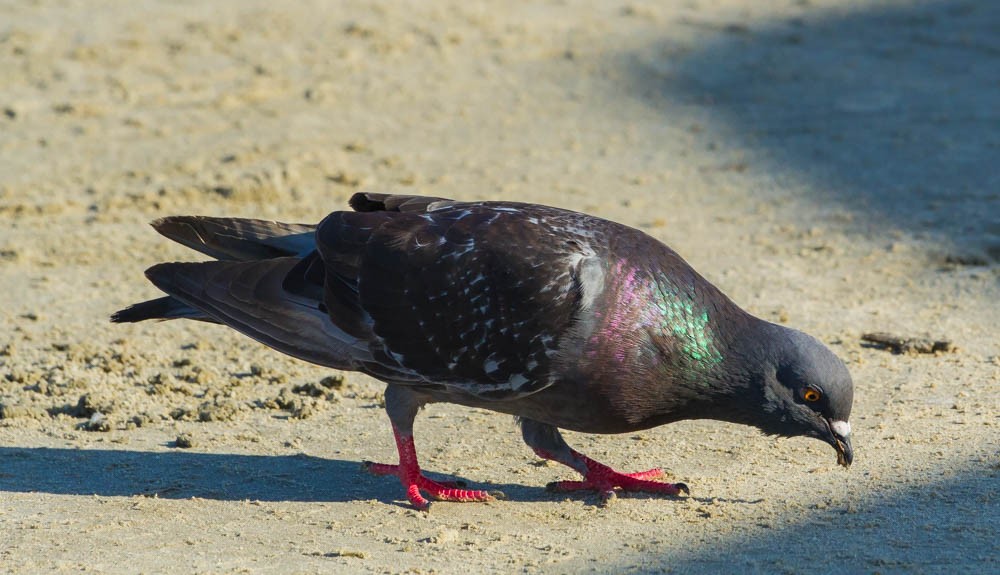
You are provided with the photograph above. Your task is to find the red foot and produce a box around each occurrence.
[363,460,493,509]
[365,427,494,510]
[545,451,689,502]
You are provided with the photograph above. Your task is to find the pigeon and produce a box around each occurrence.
[113,193,854,509]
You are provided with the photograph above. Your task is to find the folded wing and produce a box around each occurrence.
[115,193,608,400]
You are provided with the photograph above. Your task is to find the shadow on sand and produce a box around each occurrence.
[623,0,998,259]
[616,462,999,574]
[0,446,543,506]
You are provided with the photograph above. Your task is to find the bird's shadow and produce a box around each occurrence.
[0,446,536,506]
[0,446,750,508]
[0,446,684,507]
[0,446,375,503]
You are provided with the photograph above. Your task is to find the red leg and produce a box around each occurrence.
[363,425,494,509]
[537,448,688,503]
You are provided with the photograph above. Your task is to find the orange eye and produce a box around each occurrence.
[803,388,822,402]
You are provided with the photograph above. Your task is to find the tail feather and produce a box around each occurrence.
[111,296,216,323]
[151,216,316,261]
[142,258,364,370]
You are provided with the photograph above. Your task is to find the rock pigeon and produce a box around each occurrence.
[113,193,854,509]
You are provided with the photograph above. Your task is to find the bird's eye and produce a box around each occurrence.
[803,387,822,402]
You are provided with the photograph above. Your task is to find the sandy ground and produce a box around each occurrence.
[1,0,998,573]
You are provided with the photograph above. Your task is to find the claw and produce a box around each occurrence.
[542,450,688,500]
[599,490,617,506]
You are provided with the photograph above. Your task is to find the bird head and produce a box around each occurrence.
[755,326,854,467]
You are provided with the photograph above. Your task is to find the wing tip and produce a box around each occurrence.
[150,216,199,239]
[143,261,198,295]
[143,261,174,282]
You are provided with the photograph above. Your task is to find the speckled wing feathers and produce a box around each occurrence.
[317,202,596,399]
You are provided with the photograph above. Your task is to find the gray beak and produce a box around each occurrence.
[827,419,853,468]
